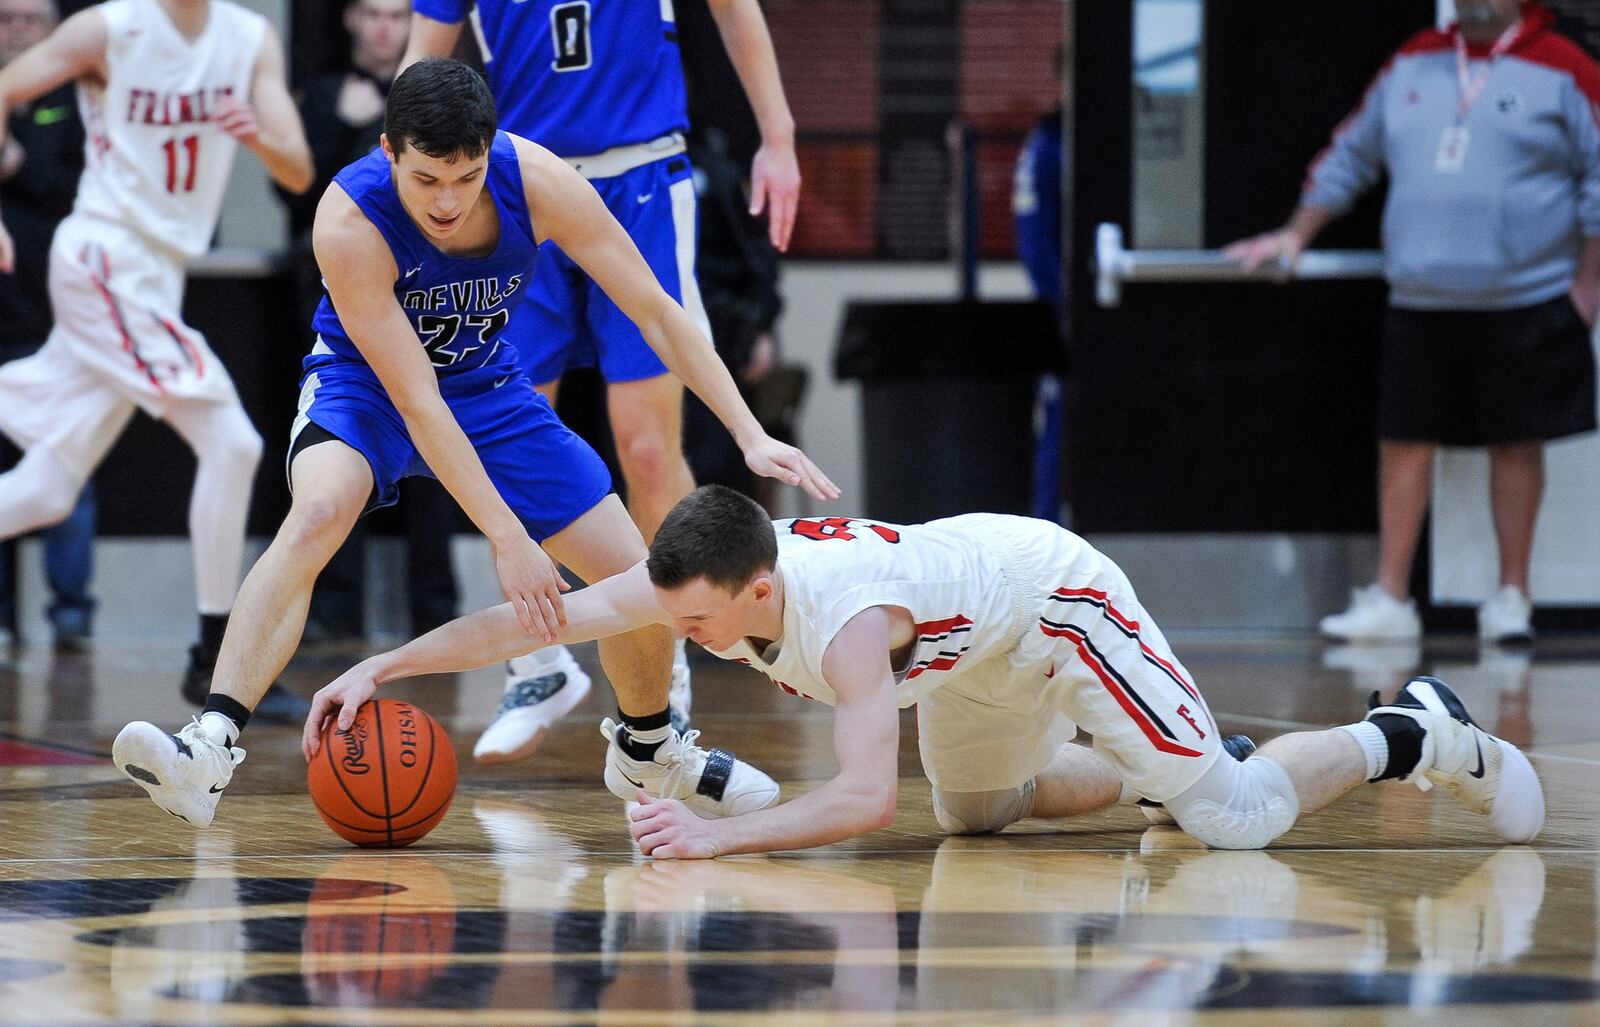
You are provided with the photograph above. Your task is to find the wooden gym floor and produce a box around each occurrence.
[2,631,1598,1024]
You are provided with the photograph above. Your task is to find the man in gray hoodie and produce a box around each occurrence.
[1231,0,1600,645]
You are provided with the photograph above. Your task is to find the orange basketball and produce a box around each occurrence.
[307,699,457,848]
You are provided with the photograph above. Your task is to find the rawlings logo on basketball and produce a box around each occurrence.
[338,721,372,776]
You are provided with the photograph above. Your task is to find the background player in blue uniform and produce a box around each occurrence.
[112,59,835,829]
[402,0,801,759]
[1012,48,1066,525]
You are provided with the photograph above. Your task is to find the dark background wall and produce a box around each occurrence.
[1065,0,1433,533]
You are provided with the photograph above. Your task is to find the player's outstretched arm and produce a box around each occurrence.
[629,607,901,858]
[398,11,465,76]
[302,563,668,758]
[706,0,800,251]
[231,27,314,194]
[0,7,106,272]
[517,138,839,502]
[313,185,569,641]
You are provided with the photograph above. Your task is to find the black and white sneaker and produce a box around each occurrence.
[112,719,245,827]
[601,718,779,817]
[473,657,593,764]
[1366,676,1544,843]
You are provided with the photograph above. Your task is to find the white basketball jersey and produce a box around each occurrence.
[712,514,1050,709]
[72,0,265,257]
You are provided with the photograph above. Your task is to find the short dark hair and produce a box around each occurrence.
[384,58,496,160]
[648,485,777,592]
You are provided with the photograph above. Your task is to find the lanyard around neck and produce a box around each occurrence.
[1454,19,1522,122]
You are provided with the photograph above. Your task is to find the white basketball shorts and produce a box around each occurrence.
[0,215,239,477]
[916,516,1223,801]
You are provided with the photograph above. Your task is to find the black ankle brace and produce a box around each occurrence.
[1367,713,1424,781]
[618,707,671,761]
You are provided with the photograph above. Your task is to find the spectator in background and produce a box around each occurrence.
[0,0,93,648]
[280,0,407,239]
[683,126,785,506]
[1012,46,1068,524]
[1229,0,1600,645]
[281,0,460,640]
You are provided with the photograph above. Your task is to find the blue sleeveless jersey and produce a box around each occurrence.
[409,0,688,156]
[308,131,536,381]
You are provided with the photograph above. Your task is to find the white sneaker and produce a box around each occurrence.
[474,647,593,764]
[600,718,780,817]
[112,719,245,827]
[1319,585,1421,642]
[670,639,692,732]
[1478,585,1533,645]
[1364,676,1544,843]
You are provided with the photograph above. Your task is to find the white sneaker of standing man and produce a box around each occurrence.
[1477,585,1533,646]
[1320,584,1422,643]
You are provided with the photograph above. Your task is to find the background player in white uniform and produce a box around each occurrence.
[305,485,1547,857]
[0,0,313,717]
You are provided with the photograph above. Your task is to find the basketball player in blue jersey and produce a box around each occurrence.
[403,0,801,760]
[112,59,836,828]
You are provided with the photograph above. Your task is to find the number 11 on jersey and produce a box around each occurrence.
[162,134,200,193]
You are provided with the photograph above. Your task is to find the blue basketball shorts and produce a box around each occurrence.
[289,358,613,542]
[507,154,712,386]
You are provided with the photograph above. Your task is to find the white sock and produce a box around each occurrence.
[199,711,240,748]
[1338,721,1388,780]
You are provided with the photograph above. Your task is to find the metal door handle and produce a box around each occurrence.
[1094,223,1384,307]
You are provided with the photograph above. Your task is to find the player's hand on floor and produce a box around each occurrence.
[0,221,14,274]
[750,140,800,252]
[493,534,569,642]
[743,435,840,502]
[302,662,381,760]
[629,790,720,860]
[214,94,261,148]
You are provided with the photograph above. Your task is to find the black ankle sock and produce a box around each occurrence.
[199,613,229,651]
[1368,713,1425,781]
[618,707,672,760]
[202,693,252,735]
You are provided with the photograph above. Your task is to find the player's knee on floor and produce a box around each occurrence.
[1165,755,1299,850]
[931,780,1036,836]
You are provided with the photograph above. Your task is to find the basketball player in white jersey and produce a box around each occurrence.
[305,485,1547,857]
[0,0,314,718]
